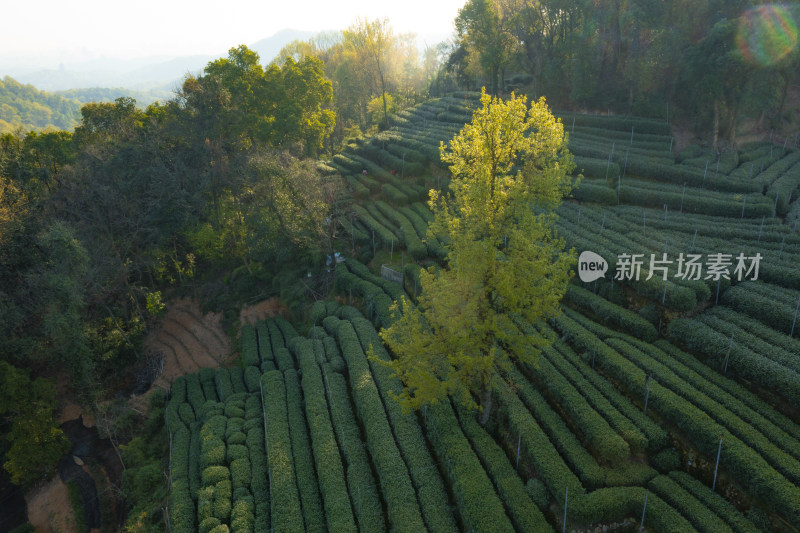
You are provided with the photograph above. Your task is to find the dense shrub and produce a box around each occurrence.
[494,378,585,503]
[565,284,657,341]
[186,373,206,412]
[256,321,273,364]
[241,324,259,367]
[650,449,681,473]
[571,178,618,204]
[201,465,229,486]
[230,457,251,491]
[214,369,234,401]
[668,472,760,533]
[170,479,196,532]
[325,370,385,532]
[455,404,552,533]
[552,314,800,525]
[283,368,325,532]
[331,320,426,531]
[261,371,304,532]
[667,318,800,405]
[350,318,458,532]
[244,366,261,393]
[200,437,226,470]
[525,478,550,510]
[375,201,427,259]
[294,340,355,532]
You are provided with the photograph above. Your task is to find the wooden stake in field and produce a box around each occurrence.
[791,294,800,337]
[639,490,649,533]
[643,376,652,414]
[623,149,629,179]
[605,142,615,179]
[712,437,723,491]
[562,486,569,533]
[722,333,734,373]
[741,196,747,218]
[642,209,646,236]
[680,183,686,213]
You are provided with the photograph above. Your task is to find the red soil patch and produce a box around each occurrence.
[239,296,288,325]
[138,298,231,397]
[26,477,76,533]
[130,296,287,408]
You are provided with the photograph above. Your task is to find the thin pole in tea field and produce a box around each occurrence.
[639,490,649,532]
[680,183,686,213]
[712,437,723,491]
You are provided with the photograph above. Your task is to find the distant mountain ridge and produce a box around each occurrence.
[2,29,322,94]
[250,29,320,65]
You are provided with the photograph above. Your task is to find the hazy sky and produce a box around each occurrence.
[3,0,466,63]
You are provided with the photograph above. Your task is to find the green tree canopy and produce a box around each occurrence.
[0,361,70,486]
[379,89,576,424]
[455,0,517,95]
[180,45,335,156]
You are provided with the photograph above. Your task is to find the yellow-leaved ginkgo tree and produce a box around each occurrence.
[379,88,576,425]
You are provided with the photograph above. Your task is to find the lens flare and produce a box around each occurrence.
[736,4,799,66]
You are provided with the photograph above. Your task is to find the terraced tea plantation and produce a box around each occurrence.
[167,92,800,532]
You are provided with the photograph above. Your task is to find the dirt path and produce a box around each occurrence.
[26,478,76,533]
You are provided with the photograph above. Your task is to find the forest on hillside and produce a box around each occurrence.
[1,1,800,532]
[0,76,83,132]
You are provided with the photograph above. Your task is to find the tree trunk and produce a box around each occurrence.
[775,72,792,121]
[713,99,720,152]
[377,60,390,131]
[382,89,389,131]
[727,100,740,148]
[479,388,493,426]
